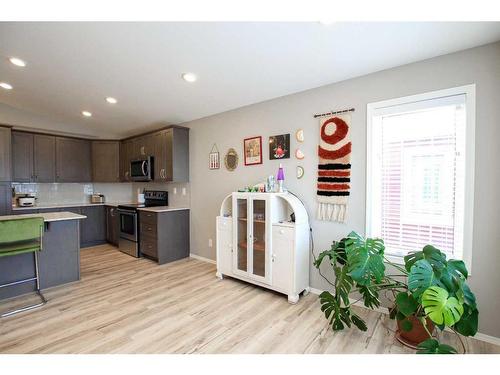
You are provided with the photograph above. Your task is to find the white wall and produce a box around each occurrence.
[185,42,500,338]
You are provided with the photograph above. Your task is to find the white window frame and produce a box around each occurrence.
[366,84,475,271]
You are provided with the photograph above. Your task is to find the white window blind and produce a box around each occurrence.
[367,86,475,266]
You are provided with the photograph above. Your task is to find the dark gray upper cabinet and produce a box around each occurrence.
[0,127,11,182]
[92,141,120,182]
[119,139,133,182]
[55,137,92,182]
[12,132,56,183]
[0,182,12,215]
[11,131,34,182]
[154,127,189,182]
[33,134,56,182]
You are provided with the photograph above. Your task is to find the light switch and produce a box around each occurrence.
[208,239,213,248]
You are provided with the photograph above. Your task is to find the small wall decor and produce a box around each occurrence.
[296,129,304,142]
[295,149,305,160]
[209,143,220,169]
[243,136,263,166]
[269,134,290,160]
[296,166,304,179]
[224,148,239,171]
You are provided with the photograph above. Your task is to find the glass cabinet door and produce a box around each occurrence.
[251,198,266,278]
[236,198,248,272]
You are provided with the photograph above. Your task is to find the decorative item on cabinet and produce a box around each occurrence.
[243,136,262,166]
[216,191,310,304]
[209,143,220,169]
[224,148,238,171]
[276,163,285,192]
[269,134,290,160]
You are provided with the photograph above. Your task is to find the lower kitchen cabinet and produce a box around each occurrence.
[80,206,106,247]
[106,206,119,246]
[139,209,190,264]
[0,182,12,215]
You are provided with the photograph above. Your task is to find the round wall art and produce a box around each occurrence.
[295,149,305,160]
[224,148,239,171]
[296,129,304,142]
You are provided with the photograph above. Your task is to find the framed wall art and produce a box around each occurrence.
[224,148,239,171]
[269,133,290,160]
[209,143,220,169]
[243,136,263,166]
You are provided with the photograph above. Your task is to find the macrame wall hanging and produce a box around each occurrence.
[316,111,353,223]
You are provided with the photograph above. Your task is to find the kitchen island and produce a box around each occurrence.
[0,211,86,300]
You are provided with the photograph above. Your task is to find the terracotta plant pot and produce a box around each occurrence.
[396,315,435,348]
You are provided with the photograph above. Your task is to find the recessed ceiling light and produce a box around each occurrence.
[182,72,197,83]
[105,97,117,104]
[0,82,13,90]
[82,111,92,117]
[9,57,26,67]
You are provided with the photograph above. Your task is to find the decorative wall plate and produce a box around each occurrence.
[295,149,305,160]
[296,129,304,142]
[224,148,239,171]
[296,166,304,179]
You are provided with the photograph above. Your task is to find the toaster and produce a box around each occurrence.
[90,194,105,204]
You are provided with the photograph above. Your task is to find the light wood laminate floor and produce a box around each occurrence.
[0,244,498,354]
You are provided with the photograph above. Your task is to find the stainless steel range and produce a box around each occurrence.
[117,190,168,257]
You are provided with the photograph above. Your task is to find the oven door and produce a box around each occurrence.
[118,209,138,242]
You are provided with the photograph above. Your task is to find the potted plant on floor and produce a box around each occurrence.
[313,231,478,354]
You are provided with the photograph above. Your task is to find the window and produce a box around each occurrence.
[366,85,475,269]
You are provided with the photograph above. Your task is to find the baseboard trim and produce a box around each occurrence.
[309,287,500,345]
[189,253,216,265]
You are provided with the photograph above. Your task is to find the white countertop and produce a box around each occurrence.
[12,202,133,210]
[0,211,87,222]
[137,206,190,213]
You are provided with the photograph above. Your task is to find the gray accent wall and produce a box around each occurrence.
[185,42,500,337]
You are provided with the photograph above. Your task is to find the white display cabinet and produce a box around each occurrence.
[216,192,310,303]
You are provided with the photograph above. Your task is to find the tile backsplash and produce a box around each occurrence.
[12,182,190,207]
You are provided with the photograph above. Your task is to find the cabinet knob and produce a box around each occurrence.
[279,229,285,234]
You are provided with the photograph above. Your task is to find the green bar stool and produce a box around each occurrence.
[0,217,47,317]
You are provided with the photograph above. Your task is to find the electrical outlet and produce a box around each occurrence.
[173,187,177,194]
[182,187,187,196]
[208,239,213,247]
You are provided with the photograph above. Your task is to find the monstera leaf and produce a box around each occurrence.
[318,291,367,332]
[453,304,479,336]
[404,245,447,272]
[358,284,381,309]
[416,339,457,354]
[395,292,418,317]
[345,233,385,286]
[456,282,476,308]
[334,265,353,306]
[314,238,349,268]
[408,260,443,299]
[422,286,464,326]
[439,259,469,293]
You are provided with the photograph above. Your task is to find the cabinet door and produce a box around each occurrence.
[33,134,56,182]
[56,138,91,182]
[119,140,132,181]
[11,131,34,182]
[92,141,120,182]
[0,182,12,215]
[106,206,119,246]
[250,197,271,284]
[0,127,11,182]
[233,196,249,275]
[80,206,106,247]
[171,127,189,182]
[271,225,294,292]
[216,216,233,275]
[154,131,167,181]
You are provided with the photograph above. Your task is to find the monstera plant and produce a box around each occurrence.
[314,231,478,354]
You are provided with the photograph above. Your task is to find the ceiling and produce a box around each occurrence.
[1,22,499,139]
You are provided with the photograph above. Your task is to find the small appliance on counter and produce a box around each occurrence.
[90,193,106,204]
[17,195,37,207]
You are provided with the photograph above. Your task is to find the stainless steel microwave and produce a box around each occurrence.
[130,156,154,181]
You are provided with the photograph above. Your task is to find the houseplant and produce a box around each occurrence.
[313,231,478,354]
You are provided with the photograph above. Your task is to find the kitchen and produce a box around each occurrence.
[0,124,191,306]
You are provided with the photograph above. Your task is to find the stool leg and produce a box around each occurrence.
[1,251,47,318]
